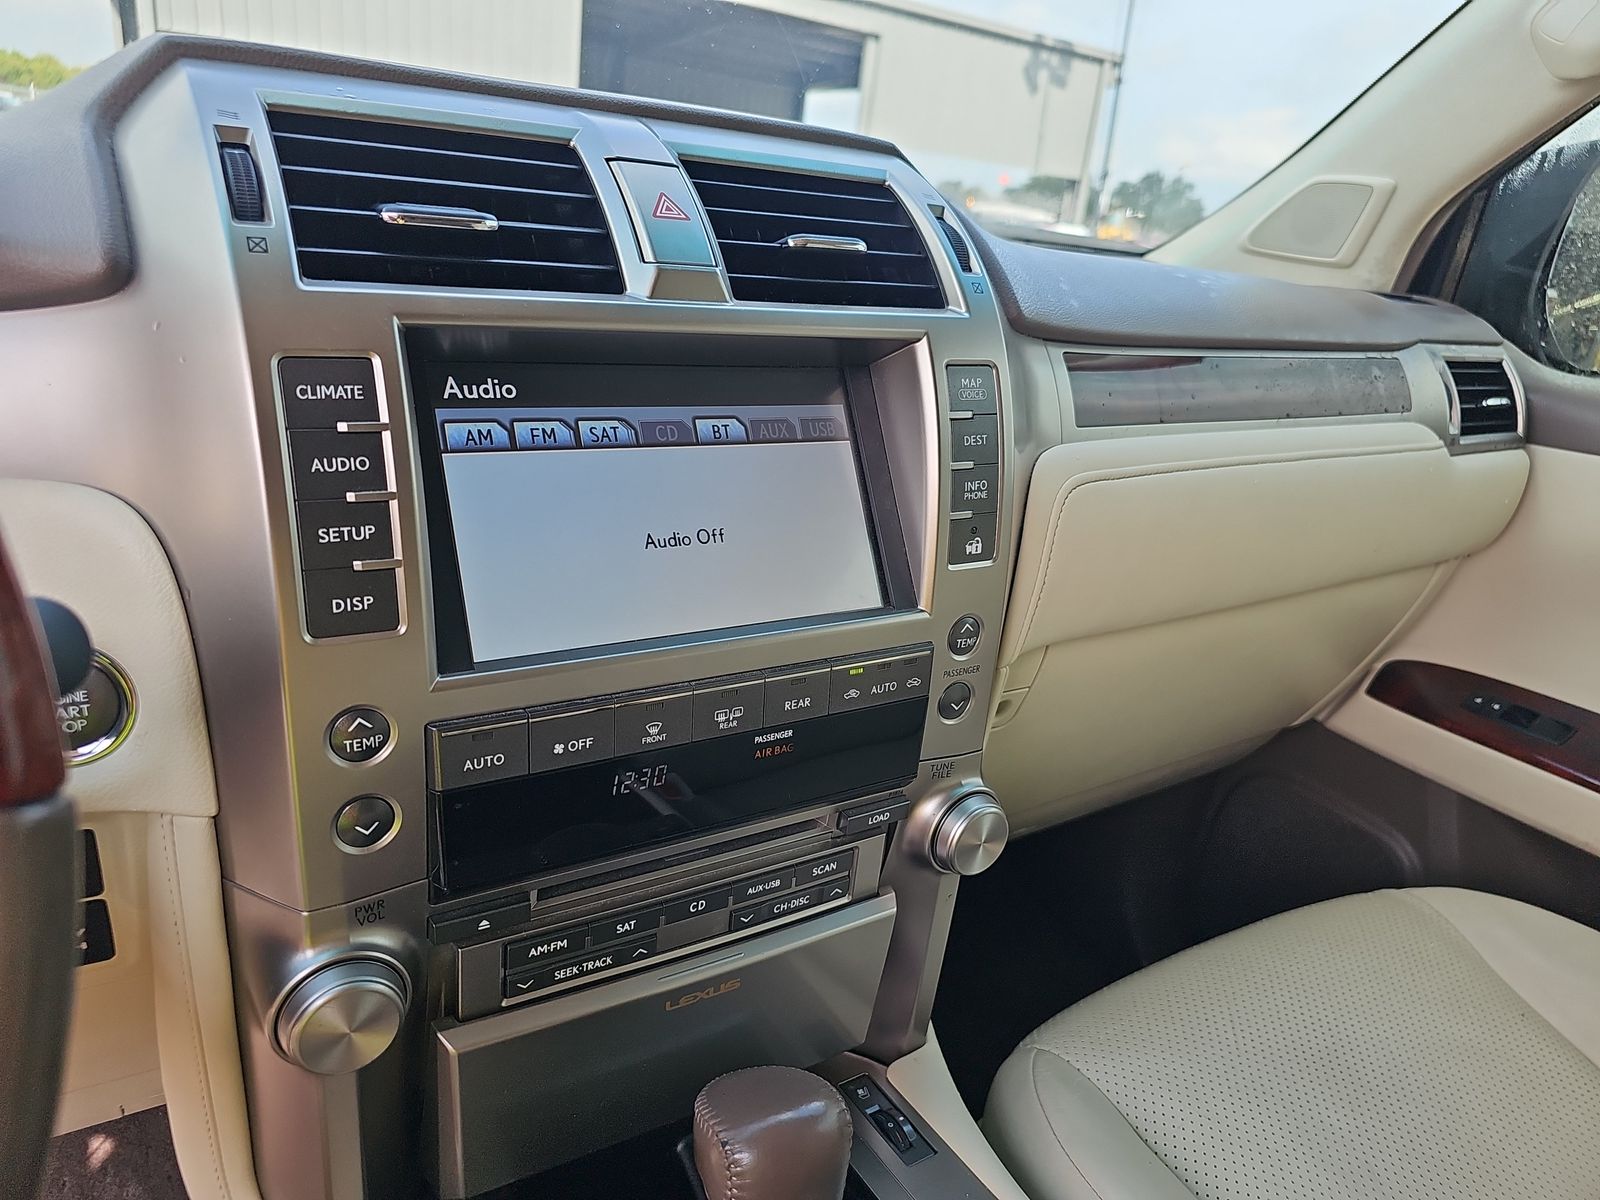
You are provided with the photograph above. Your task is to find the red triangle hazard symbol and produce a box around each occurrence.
[652,191,691,221]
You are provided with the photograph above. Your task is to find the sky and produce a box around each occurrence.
[2,0,1463,215]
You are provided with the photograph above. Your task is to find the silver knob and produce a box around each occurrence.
[273,958,409,1075]
[929,789,1009,875]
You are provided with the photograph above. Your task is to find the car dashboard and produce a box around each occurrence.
[0,34,1532,1200]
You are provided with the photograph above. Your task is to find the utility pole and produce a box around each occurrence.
[1093,0,1138,221]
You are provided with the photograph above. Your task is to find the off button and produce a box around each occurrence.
[328,707,391,763]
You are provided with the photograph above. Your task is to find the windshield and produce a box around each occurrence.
[5,0,1462,252]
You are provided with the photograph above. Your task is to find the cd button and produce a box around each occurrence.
[664,887,731,924]
[527,706,616,773]
[839,798,910,836]
[692,681,765,740]
[763,670,830,724]
[615,693,692,752]
[431,718,530,790]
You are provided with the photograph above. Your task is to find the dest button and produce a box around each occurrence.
[615,693,692,753]
[950,415,999,465]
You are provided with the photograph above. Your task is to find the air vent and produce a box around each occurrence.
[1444,358,1520,438]
[266,110,622,295]
[682,159,943,308]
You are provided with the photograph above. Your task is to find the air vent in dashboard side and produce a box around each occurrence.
[1443,358,1521,439]
[266,110,622,295]
[682,159,944,309]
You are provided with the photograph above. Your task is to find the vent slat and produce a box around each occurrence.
[268,110,621,295]
[1445,358,1520,439]
[684,159,943,310]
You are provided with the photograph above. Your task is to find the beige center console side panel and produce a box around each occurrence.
[990,426,1528,833]
[0,479,262,1200]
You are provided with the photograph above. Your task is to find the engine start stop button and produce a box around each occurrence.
[56,652,136,765]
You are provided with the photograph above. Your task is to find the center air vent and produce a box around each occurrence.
[1444,358,1521,438]
[682,159,943,309]
[266,111,622,295]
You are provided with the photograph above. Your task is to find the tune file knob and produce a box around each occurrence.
[928,788,1009,875]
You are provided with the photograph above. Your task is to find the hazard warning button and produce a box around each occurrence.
[609,160,717,267]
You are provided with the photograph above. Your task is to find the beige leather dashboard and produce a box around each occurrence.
[989,415,1530,834]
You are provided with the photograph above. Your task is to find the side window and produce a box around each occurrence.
[1443,103,1600,376]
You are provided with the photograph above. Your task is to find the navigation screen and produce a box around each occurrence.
[421,363,887,664]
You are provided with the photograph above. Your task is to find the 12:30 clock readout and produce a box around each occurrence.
[612,764,671,796]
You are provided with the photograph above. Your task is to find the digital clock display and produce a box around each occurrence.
[612,764,670,796]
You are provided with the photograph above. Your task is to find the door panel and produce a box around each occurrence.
[1327,361,1600,854]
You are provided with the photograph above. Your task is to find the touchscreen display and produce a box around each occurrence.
[421,363,887,663]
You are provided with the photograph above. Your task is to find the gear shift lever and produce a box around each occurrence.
[691,1067,853,1200]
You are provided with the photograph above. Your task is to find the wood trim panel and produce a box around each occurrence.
[1368,659,1600,795]
[0,532,63,808]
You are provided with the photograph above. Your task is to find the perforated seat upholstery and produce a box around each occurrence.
[984,888,1600,1200]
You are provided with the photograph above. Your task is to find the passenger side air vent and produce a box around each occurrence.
[682,159,944,309]
[266,110,622,295]
[1444,358,1520,438]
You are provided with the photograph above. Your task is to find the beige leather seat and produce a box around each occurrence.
[984,888,1600,1200]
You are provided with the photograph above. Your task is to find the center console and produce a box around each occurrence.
[34,57,1019,1200]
